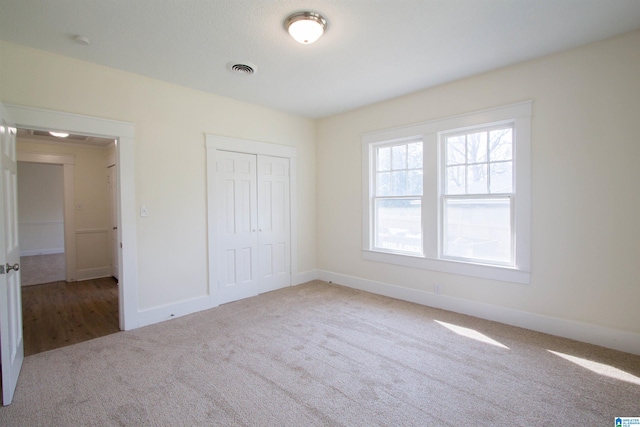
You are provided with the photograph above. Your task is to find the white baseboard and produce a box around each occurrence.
[293,269,319,285]
[76,266,112,281]
[137,295,213,328]
[135,270,320,330]
[20,248,64,257]
[318,270,640,356]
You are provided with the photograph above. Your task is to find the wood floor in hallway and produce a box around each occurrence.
[22,277,120,356]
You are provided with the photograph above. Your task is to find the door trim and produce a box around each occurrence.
[205,134,298,307]
[6,104,139,330]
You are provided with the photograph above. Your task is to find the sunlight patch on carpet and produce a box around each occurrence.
[548,350,640,386]
[434,320,509,349]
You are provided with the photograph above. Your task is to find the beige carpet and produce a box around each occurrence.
[1,280,638,426]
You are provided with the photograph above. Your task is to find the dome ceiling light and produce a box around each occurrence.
[49,131,70,138]
[284,11,327,44]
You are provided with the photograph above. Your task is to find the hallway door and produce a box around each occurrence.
[108,165,119,280]
[0,103,24,405]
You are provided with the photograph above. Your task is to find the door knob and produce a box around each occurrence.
[6,263,19,272]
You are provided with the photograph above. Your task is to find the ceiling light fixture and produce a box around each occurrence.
[284,11,327,44]
[49,131,70,138]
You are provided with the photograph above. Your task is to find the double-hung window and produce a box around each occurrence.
[441,125,514,266]
[372,140,423,255]
[363,102,531,284]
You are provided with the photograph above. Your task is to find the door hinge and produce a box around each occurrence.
[0,265,4,274]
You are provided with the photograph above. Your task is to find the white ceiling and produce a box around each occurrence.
[1,0,640,119]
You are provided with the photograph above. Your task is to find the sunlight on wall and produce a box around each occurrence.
[435,320,509,349]
[548,350,640,386]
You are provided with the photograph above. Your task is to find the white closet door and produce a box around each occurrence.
[257,155,291,293]
[216,151,258,304]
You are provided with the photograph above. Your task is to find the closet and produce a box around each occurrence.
[211,149,291,304]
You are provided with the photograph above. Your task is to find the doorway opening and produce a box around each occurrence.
[16,128,120,354]
[5,103,139,333]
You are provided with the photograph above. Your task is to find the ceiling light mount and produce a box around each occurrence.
[285,11,327,44]
[73,35,90,46]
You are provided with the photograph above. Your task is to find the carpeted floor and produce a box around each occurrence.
[1,280,638,426]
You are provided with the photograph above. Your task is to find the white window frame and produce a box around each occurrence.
[439,123,516,267]
[362,101,531,284]
[371,137,424,256]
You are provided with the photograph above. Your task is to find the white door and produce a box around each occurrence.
[257,156,291,293]
[0,105,24,406]
[108,165,119,280]
[216,151,259,304]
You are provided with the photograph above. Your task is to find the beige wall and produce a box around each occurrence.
[17,162,64,255]
[316,30,640,336]
[1,41,317,311]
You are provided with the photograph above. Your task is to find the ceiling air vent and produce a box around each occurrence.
[227,62,257,75]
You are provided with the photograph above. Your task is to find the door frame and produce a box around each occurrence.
[6,104,139,330]
[205,134,298,307]
[106,154,119,280]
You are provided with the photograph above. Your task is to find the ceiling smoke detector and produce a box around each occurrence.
[227,62,257,75]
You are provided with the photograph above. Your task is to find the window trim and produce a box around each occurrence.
[362,101,531,284]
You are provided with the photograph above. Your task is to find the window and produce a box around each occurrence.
[372,140,423,255]
[362,102,531,284]
[441,125,514,266]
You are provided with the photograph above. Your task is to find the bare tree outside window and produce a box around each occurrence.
[442,126,514,265]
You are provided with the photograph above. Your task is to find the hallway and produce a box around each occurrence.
[22,277,119,356]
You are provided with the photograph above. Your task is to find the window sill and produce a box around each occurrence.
[362,249,530,284]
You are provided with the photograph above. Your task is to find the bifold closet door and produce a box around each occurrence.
[216,151,259,304]
[215,151,291,304]
[257,155,291,293]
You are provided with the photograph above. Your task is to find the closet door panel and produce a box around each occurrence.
[257,155,291,293]
[216,151,258,304]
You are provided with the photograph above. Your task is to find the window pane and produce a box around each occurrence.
[391,171,408,195]
[489,128,512,161]
[489,162,512,193]
[466,164,487,194]
[408,169,423,195]
[446,165,465,195]
[408,142,423,169]
[377,146,391,171]
[446,135,465,165]
[392,145,407,170]
[376,172,391,196]
[443,198,512,264]
[375,199,422,254]
[467,132,487,163]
